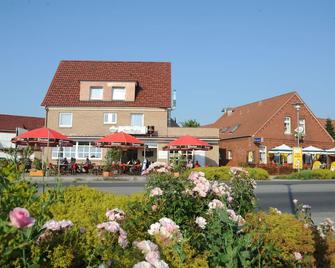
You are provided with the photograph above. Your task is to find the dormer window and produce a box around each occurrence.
[90,87,103,100]
[112,87,126,101]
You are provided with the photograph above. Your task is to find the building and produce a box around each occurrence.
[205,92,334,166]
[0,114,45,158]
[42,60,219,166]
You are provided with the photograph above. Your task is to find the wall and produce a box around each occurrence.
[47,107,168,137]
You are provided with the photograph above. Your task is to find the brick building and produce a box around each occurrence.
[205,92,334,166]
[42,60,219,166]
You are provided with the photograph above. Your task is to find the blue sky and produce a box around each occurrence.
[0,0,334,125]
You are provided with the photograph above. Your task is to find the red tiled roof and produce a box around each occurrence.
[0,114,45,133]
[41,60,171,108]
[205,92,297,139]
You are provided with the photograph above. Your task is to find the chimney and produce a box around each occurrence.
[221,107,234,116]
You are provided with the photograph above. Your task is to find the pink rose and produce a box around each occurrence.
[152,205,158,211]
[9,207,35,228]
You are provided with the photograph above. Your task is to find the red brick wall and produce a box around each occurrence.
[220,95,334,166]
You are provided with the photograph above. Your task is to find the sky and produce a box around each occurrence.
[0,0,335,125]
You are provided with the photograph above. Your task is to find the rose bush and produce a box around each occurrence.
[1,160,335,267]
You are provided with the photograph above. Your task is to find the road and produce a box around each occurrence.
[38,180,335,224]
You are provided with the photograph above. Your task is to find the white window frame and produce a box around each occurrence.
[103,112,117,124]
[299,119,306,135]
[59,113,72,128]
[131,113,144,127]
[112,87,126,101]
[284,116,291,134]
[90,87,104,100]
[227,150,233,160]
[51,142,102,160]
[259,145,267,164]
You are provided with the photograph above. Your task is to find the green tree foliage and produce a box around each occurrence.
[325,118,335,139]
[180,119,200,128]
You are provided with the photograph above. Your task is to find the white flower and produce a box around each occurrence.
[294,252,302,261]
[43,219,73,231]
[133,261,154,268]
[133,240,159,255]
[293,199,298,205]
[59,220,73,228]
[195,217,207,229]
[148,222,161,236]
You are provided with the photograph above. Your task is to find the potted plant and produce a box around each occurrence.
[102,148,122,177]
[29,158,44,177]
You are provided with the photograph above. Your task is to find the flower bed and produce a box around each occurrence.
[0,163,334,267]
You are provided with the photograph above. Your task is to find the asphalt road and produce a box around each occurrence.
[38,180,335,224]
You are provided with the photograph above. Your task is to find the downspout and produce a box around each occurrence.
[45,107,49,127]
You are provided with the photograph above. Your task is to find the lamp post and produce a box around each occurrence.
[293,102,303,172]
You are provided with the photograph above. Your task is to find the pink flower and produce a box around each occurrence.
[133,261,154,268]
[150,187,163,197]
[9,207,35,228]
[151,205,158,211]
[118,235,129,249]
[294,252,302,261]
[43,219,73,231]
[133,240,159,255]
[106,208,126,221]
[145,250,160,264]
[208,199,225,212]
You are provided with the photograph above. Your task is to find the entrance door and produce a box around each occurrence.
[194,150,206,167]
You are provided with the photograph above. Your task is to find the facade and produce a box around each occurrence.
[0,114,45,158]
[42,60,219,166]
[205,92,335,166]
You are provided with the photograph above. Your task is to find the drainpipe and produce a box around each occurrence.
[45,107,49,127]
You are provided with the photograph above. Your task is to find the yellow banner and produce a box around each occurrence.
[293,147,303,169]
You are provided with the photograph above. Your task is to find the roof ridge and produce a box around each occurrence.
[230,91,296,110]
[60,60,171,64]
[0,114,44,119]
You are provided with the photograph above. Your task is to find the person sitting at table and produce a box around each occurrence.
[194,160,201,168]
[83,157,92,173]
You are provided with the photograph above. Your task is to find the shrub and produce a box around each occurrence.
[275,169,335,180]
[183,166,232,181]
[245,209,316,267]
[245,167,269,180]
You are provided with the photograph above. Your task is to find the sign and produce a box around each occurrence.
[254,137,264,143]
[293,147,303,170]
[109,126,147,135]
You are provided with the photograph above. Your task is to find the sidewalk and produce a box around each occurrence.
[25,174,147,183]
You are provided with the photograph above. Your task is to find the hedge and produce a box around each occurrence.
[274,169,335,180]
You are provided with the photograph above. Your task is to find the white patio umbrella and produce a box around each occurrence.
[325,147,335,155]
[302,146,325,154]
[268,144,292,154]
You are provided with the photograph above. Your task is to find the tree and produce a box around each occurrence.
[325,118,335,139]
[180,119,200,128]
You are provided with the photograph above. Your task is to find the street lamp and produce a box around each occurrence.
[293,102,303,172]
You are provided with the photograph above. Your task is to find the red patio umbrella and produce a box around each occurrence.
[163,135,213,151]
[11,127,73,147]
[11,127,74,182]
[95,132,144,149]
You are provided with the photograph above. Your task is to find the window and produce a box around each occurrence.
[112,87,126,101]
[227,150,233,160]
[131,114,144,127]
[284,117,291,134]
[299,119,306,135]
[90,87,103,100]
[104,113,117,124]
[52,142,102,160]
[259,145,267,164]
[59,113,72,127]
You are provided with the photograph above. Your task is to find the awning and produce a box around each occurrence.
[302,146,325,154]
[268,144,292,154]
[163,135,213,151]
[325,147,335,155]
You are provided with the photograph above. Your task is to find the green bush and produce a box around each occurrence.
[246,167,269,180]
[245,209,316,267]
[275,169,335,180]
[183,166,232,181]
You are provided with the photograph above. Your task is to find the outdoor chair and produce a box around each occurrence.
[312,161,321,170]
[331,162,335,172]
